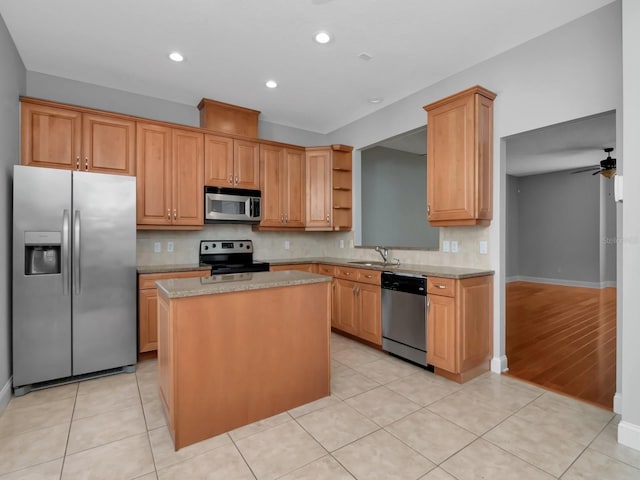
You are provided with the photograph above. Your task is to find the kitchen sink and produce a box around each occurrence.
[348,261,396,267]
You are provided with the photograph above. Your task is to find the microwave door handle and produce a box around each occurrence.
[247,197,253,218]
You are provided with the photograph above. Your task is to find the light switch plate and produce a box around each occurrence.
[153,242,161,253]
[339,239,345,248]
[479,240,488,254]
[451,241,459,253]
[442,240,450,253]
[167,241,174,253]
[284,240,290,250]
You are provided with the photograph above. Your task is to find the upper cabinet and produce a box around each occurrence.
[21,99,136,176]
[305,145,353,231]
[423,86,496,226]
[204,134,260,190]
[259,144,305,229]
[136,123,204,229]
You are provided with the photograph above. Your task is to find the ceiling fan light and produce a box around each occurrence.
[601,168,616,179]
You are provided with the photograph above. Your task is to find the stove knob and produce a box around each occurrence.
[246,245,250,250]
[204,245,209,250]
[212,243,216,248]
[239,243,243,248]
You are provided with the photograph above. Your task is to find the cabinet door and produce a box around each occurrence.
[259,144,284,226]
[427,294,457,372]
[172,129,204,226]
[284,148,305,227]
[358,282,381,345]
[427,93,475,223]
[21,102,81,170]
[82,113,135,175]
[305,149,332,229]
[138,288,158,353]
[204,134,234,187]
[335,279,358,335]
[234,139,260,189]
[136,123,172,225]
[458,276,493,372]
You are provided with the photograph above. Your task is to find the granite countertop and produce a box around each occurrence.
[137,264,211,275]
[267,257,493,279]
[156,270,331,299]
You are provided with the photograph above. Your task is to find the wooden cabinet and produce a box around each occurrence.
[333,266,381,345]
[204,134,259,190]
[136,123,204,229]
[423,86,496,226]
[269,263,316,273]
[259,145,305,228]
[426,275,493,383]
[305,145,353,231]
[138,270,209,353]
[21,99,135,175]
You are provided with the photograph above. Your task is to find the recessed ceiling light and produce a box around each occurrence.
[313,31,332,44]
[265,80,278,89]
[368,98,384,104]
[169,51,184,62]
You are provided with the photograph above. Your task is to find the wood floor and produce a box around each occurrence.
[506,281,617,410]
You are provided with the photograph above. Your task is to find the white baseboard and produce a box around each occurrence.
[618,421,640,452]
[491,355,508,374]
[614,392,623,414]
[0,376,12,413]
[506,275,616,289]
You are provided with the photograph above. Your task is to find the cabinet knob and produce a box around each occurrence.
[427,298,430,312]
[281,214,284,223]
[235,176,239,184]
[427,204,431,215]
[284,214,288,223]
[228,175,233,184]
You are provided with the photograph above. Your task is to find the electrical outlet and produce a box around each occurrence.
[284,240,290,250]
[153,242,161,253]
[339,239,345,248]
[451,241,459,253]
[167,241,174,253]
[349,239,354,248]
[479,240,488,254]
[442,240,450,253]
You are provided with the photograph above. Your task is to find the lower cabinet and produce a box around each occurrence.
[138,270,210,353]
[426,275,493,383]
[332,266,382,345]
[269,263,316,273]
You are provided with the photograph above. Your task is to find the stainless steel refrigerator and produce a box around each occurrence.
[13,165,137,394]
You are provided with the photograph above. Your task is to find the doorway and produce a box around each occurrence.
[504,111,617,409]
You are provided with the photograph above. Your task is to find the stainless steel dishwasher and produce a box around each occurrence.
[381,271,431,368]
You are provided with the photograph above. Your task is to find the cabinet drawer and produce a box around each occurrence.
[139,270,209,289]
[317,264,336,276]
[334,266,358,280]
[356,269,381,285]
[427,277,456,297]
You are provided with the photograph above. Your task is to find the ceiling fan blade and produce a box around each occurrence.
[571,166,600,174]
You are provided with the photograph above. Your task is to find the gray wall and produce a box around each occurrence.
[512,169,611,285]
[505,175,520,279]
[0,13,25,409]
[26,72,327,146]
[361,146,438,249]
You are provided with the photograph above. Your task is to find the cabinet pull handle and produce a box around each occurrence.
[173,209,177,220]
[167,209,171,221]
[84,158,88,171]
[326,214,330,223]
[76,156,80,169]
[344,272,351,276]
[365,274,373,278]
[235,176,239,184]
[284,214,288,223]
[435,284,446,289]
[281,213,284,222]
[427,298,430,312]
[427,204,431,215]
[228,175,233,184]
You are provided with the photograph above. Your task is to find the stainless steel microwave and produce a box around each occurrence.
[204,186,261,224]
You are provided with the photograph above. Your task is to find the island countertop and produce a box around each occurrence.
[156,270,331,299]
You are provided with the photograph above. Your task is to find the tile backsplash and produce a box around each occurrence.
[137,225,491,270]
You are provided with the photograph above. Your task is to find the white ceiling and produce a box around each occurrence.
[0,0,615,134]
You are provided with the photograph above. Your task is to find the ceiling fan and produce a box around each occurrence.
[571,147,617,178]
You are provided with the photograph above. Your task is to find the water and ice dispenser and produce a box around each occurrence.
[24,231,61,275]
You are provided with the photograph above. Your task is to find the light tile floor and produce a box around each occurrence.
[1,332,639,479]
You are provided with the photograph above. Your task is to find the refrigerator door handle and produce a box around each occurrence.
[73,210,81,295]
[62,209,70,296]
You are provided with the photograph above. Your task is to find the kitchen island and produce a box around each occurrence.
[156,270,332,450]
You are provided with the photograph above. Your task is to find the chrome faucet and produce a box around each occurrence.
[375,246,389,264]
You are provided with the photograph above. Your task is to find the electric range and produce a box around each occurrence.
[199,240,270,274]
